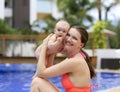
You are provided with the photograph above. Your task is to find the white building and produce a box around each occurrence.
[0,0,62,30]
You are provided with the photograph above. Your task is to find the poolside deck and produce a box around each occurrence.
[108,88,120,92]
[100,87,120,92]
[0,57,37,64]
[96,69,120,73]
[0,56,66,64]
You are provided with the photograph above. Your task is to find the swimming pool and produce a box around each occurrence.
[0,64,120,92]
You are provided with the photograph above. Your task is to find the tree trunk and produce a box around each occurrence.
[97,0,102,20]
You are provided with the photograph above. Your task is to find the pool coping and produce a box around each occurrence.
[97,86,120,92]
[95,69,120,73]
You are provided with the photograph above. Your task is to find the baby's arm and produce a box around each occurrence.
[33,34,54,78]
[35,34,57,59]
[33,53,55,79]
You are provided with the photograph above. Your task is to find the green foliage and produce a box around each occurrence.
[0,19,39,35]
[57,0,96,27]
[17,28,38,35]
[42,15,57,33]
[0,19,17,34]
[18,20,39,35]
[93,21,108,48]
[108,20,120,48]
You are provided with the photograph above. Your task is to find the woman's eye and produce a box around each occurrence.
[73,37,77,40]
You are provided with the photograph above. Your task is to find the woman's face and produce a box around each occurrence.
[64,28,83,52]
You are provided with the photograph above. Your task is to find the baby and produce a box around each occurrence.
[35,19,70,59]
[33,20,70,78]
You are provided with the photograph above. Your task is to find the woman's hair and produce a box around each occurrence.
[72,26,96,78]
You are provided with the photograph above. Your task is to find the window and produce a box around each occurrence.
[37,0,52,13]
[5,0,13,8]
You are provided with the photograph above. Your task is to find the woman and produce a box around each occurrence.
[31,26,96,92]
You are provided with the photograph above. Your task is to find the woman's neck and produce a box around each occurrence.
[67,50,80,58]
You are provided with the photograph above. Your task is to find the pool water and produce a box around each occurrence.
[0,64,120,92]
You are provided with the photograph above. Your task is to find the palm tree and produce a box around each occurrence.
[97,0,102,20]
[103,0,120,21]
[57,0,96,27]
[97,0,120,21]
[42,15,57,33]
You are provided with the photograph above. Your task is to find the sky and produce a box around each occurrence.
[88,0,120,25]
[34,0,120,32]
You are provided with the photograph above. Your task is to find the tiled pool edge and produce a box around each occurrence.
[95,69,120,73]
[97,86,120,92]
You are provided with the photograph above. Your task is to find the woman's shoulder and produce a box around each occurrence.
[71,54,86,64]
[64,57,81,65]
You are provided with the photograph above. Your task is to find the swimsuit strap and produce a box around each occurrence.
[80,51,86,59]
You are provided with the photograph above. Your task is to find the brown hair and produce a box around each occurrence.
[72,26,96,78]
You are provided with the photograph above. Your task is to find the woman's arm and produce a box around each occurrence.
[46,54,55,67]
[32,53,55,79]
[34,35,80,79]
[37,56,80,79]
[34,34,54,77]
[37,41,48,72]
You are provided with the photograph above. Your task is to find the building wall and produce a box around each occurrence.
[86,49,120,69]
[29,0,37,24]
[0,0,5,19]
[36,0,62,19]
[12,0,30,29]
[0,0,61,29]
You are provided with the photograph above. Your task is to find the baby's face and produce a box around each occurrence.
[54,21,70,38]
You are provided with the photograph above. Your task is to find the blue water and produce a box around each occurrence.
[0,64,120,92]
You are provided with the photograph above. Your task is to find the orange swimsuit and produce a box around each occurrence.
[62,74,91,92]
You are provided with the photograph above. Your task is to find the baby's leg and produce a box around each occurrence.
[31,77,60,92]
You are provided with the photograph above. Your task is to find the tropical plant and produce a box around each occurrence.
[57,0,96,27]
[93,20,108,49]
[17,28,38,35]
[19,20,39,35]
[108,20,120,48]
[0,19,17,34]
[42,15,57,33]
[0,19,39,35]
